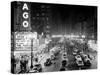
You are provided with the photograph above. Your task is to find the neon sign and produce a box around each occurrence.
[22,3,29,28]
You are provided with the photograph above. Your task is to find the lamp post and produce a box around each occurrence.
[30,38,33,69]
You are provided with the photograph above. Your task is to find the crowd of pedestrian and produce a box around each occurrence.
[11,54,30,73]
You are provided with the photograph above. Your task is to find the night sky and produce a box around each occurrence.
[52,4,97,35]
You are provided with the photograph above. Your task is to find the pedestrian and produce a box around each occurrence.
[24,55,29,72]
[11,55,16,73]
[20,56,27,73]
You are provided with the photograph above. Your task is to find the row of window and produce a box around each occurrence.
[32,17,49,20]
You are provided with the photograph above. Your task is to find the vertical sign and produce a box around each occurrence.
[20,3,31,31]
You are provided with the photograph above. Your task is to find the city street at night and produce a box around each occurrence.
[11,1,97,74]
[13,37,97,73]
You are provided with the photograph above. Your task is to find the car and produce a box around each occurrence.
[76,60,84,67]
[29,68,39,73]
[44,58,52,66]
[29,64,42,73]
[60,67,66,71]
[75,55,82,61]
[81,54,92,66]
[72,51,77,55]
[62,53,68,61]
[79,51,84,55]
[73,48,78,52]
[70,42,74,46]
[62,53,67,59]
[61,60,68,67]
[54,50,60,56]
[33,64,42,72]
[51,54,56,60]
[75,55,84,67]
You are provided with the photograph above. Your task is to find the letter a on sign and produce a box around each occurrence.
[23,3,28,10]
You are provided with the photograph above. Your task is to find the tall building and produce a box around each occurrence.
[12,2,31,32]
[12,2,52,35]
[31,3,52,37]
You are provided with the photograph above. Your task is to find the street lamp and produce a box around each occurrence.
[30,38,33,69]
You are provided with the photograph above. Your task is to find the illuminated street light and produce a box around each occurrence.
[81,35,85,38]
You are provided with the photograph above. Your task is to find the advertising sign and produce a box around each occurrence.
[15,32,38,51]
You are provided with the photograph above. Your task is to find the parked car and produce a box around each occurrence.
[33,64,42,72]
[51,54,56,60]
[81,54,92,66]
[72,51,77,55]
[44,58,52,66]
[75,55,84,67]
[60,67,66,71]
[79,51,84,55]
[62,52,68,60]
[29,64,42,73]
[61,60,68,67]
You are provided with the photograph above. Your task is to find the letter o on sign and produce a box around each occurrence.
[23,21,28,28]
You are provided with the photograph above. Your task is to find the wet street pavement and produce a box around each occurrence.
[37,45,97,72]
[14,40,97,73]
[42,52,62,72]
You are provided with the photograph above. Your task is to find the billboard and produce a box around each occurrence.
[15,32,38,51]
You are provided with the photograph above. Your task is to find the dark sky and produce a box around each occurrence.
[30,2,97,35]
[49,3,97,35]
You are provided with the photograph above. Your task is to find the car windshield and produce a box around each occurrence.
[35,64,40,67]
[79,61,82,63]
[63,54,66,56]
[84,55,88,58]
[33,67,38,70]
[77,55,81,58]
